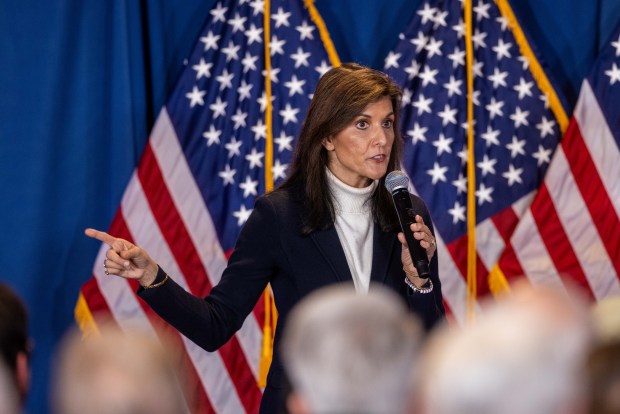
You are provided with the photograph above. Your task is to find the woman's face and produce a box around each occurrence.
[323,97,395,188]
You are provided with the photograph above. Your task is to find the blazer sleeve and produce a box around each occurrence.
[138,195,279,352]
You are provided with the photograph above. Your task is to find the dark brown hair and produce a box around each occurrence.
[0,283,29,374]
[279,63,403,235]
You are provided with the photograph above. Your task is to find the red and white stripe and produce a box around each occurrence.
[427,187,534,322]
[428,79,620,322]
[83,109,264,413]
[501,80,620,299]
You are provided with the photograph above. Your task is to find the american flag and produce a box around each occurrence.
[384,0,569,322]
[76,0,338,412]
[496,22,620,299]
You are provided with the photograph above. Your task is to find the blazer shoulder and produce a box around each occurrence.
[254,187,304,227]
[261,186,303,210]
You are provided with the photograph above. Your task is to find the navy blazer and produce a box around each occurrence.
[139,186,444,413]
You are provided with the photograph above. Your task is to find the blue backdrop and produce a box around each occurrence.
[1,1,619,412]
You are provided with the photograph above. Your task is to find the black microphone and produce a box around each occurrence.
[384,170,430,278]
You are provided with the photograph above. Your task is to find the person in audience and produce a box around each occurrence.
[584,339,620,414]
[0,283,30,408]
[52,322,186,414]
[418,281,593,414]
[584,294,620,414]
[590,294,620,345]
[280,283,423,414]
[0,359,20,414]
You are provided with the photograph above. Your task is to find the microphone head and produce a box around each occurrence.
[384,170,409,193]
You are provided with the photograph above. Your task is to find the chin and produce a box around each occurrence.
[370,168,389,181]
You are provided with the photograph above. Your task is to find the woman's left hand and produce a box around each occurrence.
[398,214,436,287]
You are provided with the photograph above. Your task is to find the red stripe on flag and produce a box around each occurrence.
[491,207,526,285]
[114,213,217,414]
[497,243,527,283]
[137,144,262,413]
[491,206,520,244]
[137,147,211,297]
[564,122,620,276]
[446,235,491,298]
[476,255,491,298]
[530,184,595,300]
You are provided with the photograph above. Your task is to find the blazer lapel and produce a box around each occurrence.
[370,223,398,284]
[310,226,353,283]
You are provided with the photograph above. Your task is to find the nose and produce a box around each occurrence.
[374,125,388,146]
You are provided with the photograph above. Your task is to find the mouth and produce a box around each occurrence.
[369,154,387,162]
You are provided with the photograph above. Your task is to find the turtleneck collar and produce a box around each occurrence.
[325,167,378,214]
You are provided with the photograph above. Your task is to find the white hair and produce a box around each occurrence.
[53,323,187,414]
[281,283,422,414]
[420,283,592,414]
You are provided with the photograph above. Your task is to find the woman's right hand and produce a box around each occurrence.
[84,228,159,287]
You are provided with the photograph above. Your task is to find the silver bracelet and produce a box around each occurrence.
[404,277,434,294]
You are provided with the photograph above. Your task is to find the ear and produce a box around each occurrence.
[322,136,335,151]
[15,351,30,402]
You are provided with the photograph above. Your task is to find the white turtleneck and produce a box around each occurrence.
[326,168,377,294]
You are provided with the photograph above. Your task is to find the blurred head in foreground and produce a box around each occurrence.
[281,283,423,414]
[419,281,593,414]
[585,339,620,414]
[590,294,620,345]
[53,322,185,414]
[585,293,620,414]
[0,283,30,406]
[0,359,20,414]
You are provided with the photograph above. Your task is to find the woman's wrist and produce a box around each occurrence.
[409,276,428,288]
[139,262,161,288]
[403,267,428,288]
[404,277,433,294]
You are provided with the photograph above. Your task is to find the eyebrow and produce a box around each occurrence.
[356,111,395,118]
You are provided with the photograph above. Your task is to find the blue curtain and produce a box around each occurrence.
[0,1,618,412]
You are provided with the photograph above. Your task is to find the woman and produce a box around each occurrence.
[86,63,444,413]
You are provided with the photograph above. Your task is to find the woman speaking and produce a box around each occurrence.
[86,63,445,413]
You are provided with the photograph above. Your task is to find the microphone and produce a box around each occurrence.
[384,170,430,278]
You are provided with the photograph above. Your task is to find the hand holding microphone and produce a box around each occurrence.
[384,171,436,281]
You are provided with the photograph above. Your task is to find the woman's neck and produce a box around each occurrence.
[326,168,377,213]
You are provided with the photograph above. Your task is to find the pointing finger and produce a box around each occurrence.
[85,228,117,246]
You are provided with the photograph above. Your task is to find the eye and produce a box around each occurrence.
[355,120,369,129]
[382,119,394,128]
